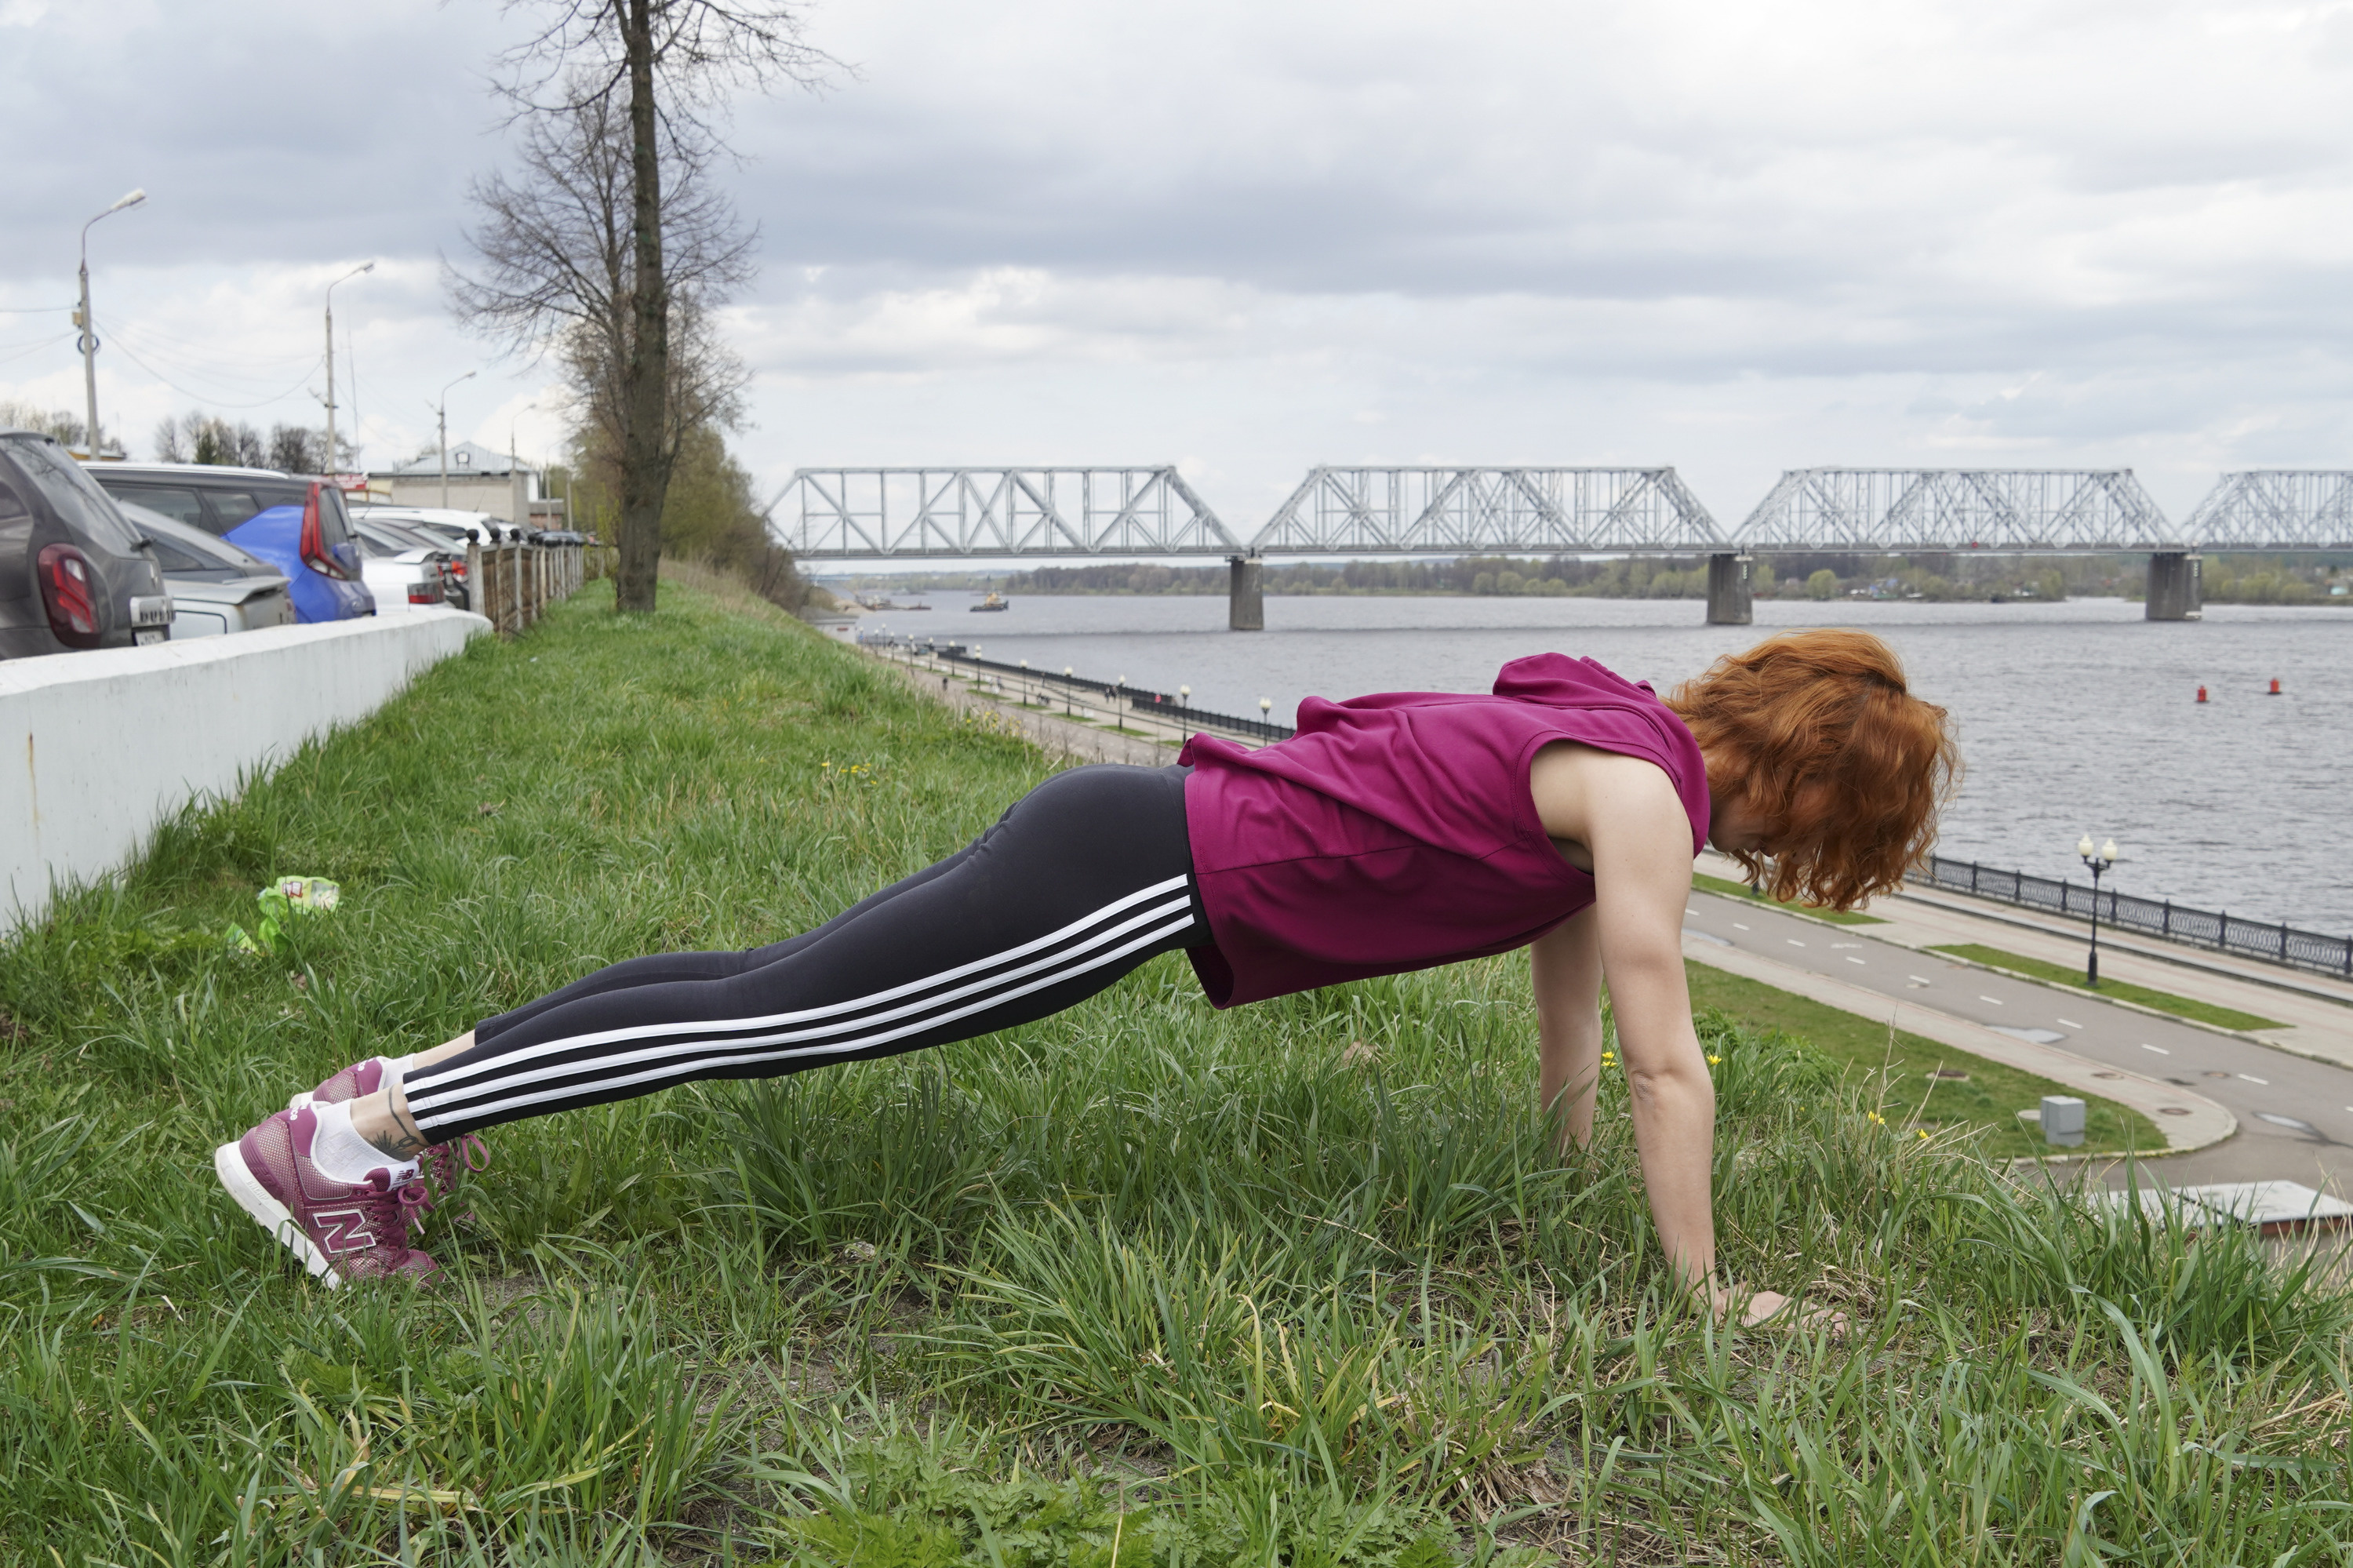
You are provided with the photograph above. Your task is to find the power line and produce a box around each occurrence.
[104,327,325,412]
[105,318,323,395]
[0,330,74,368]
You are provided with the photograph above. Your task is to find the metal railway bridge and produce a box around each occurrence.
[769,465,2352,629]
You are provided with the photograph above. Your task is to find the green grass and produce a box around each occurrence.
[1929,944,2288,1032]
[1684,965,2162,1159]
[4,571,2351,1564]
[1692,871,1886,924]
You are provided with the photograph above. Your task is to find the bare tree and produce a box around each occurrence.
[452,0,835,613]
[1,402,121,458]
[456,85,754,529]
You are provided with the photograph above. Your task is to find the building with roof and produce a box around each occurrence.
[366,442,567,526]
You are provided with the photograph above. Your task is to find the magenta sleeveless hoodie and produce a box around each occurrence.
[1177,653,1711,1007]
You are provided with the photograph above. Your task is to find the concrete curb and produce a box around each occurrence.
[3,609,490,930]
[1682,933,2237,1154]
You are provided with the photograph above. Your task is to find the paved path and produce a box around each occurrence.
[1682,877,2353,1197]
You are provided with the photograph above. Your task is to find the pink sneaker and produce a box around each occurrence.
[212,1108,439,1287]
[288,1057,383,1112]
[291,1059,491,1208]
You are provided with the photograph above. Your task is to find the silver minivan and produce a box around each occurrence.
[115,502,295,638]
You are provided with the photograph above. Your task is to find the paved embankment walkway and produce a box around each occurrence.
[1874,882,2353,1064]
[861,643,1183,766]
[1688,852,2353,1196]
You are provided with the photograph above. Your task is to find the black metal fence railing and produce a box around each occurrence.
[1909,855,2353,977]
[856,633,1298,744]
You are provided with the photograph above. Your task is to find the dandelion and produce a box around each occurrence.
[1917,1129,1929,1140]
[1707,1054,1722,1064]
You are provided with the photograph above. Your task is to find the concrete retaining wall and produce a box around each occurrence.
[1,608,489,928]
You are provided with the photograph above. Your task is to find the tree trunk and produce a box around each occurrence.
[615,0,671,613]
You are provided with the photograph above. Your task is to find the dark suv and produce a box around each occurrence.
[0,431,173,660]
[86,463,373,624]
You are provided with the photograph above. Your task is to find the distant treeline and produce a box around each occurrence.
[998,551,2351,603]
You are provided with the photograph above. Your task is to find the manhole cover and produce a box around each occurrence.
[2205,1071,2231,1079]
[2158,1107,2191,1116]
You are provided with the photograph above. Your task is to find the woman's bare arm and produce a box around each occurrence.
[1530,743,1804,1327]
[1530,910,1603,1153]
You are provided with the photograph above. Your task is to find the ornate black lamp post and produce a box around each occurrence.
[2077,834,2118,985]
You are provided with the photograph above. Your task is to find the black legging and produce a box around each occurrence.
[404,764,1203,1141]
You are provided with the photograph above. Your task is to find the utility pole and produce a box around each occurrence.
[435,370,475,508]
[76,187,146,460]
[322,263,373,476]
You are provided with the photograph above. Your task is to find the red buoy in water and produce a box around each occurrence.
[2196,686,2208,703]
[2268,677,2282,696]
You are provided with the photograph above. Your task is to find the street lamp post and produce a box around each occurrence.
[76,187,147,459]
[435,372,476,508]
[322,263,374,478]
[2077,835,2119,985]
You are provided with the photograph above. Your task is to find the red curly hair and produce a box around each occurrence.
[1665,629,1958,911]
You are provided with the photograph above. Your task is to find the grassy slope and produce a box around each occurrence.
[1929,943,2288,1032]
[1684,966,2162,1159]
[2,579,2349,1566]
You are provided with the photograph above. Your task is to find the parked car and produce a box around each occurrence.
[0,430,173,659]
[85,462,373,624]
[115,501,294,638]
[350,504,523,550]
[350,516,456,611]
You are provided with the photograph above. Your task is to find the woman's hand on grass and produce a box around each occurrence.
[1708,1282,1850,1335]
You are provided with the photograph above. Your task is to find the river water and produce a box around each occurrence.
[849,593,2353,933]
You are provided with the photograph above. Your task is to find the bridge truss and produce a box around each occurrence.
[769,467,1239,558]
[1249,467,1726,555]
[1734,468,2178,552]
[2180,471,2353,550]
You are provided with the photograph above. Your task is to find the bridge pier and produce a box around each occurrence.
[2145,551,2202,621]
[1705,553,1754,625]
[1228,553,1264,631]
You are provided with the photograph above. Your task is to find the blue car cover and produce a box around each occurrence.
[225,505,374,624]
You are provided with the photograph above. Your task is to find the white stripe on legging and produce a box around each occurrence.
[409,905,1196,1132]
[409,871,1192,1104]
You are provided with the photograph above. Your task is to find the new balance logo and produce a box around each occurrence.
[312,1208,377,1253]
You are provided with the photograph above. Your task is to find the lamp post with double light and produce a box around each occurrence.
[76,187,147,459]
[2078,835,2119,985]
[323,263,373,477]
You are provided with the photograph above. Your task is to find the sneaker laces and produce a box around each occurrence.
[415,1133,489,1224]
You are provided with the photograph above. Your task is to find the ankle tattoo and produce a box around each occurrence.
[373,1097,432,1160]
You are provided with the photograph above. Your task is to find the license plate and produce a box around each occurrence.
[134,628,167,646]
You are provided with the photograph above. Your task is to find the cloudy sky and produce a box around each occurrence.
[2,0,2349,529]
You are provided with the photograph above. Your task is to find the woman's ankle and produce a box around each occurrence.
[351,1086,432,1162]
